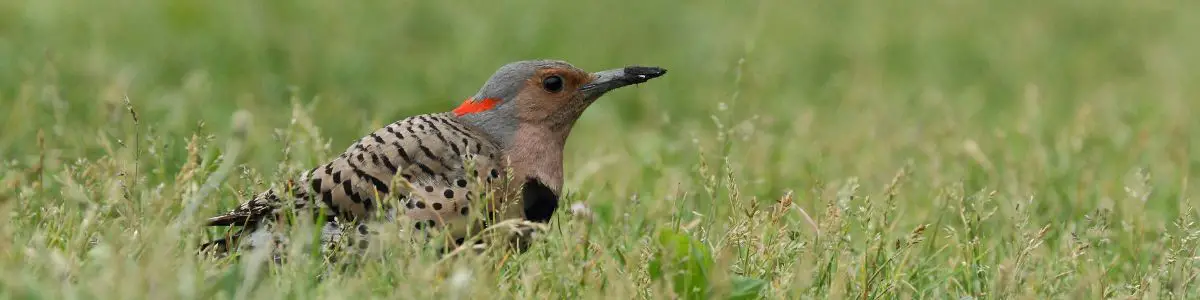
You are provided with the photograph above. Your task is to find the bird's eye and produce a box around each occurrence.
[542,75,564,93]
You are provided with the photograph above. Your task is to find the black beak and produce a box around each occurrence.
[579,66,668,97]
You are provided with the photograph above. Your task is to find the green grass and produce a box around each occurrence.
[2,0,1200,298]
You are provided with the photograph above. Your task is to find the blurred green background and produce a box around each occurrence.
[5,0,1193,194]
[3,0,1200,298]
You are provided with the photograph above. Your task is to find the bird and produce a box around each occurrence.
[199,59,667,258]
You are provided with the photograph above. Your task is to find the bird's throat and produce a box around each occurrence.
[506,125,567,193]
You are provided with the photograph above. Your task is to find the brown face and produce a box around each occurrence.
[513,66,597,128]
[454,60,665,150]
[458,60,664,200]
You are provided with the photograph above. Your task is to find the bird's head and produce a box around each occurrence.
[453,60,665,220]
[453,60,667,148]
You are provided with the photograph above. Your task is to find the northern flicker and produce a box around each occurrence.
[200,60,667,256]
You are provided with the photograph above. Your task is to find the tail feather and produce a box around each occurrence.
[198,228,245,256]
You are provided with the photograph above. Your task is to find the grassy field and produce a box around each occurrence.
[2,0,1200,298]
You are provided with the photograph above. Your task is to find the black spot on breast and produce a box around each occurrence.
[432,202,443,210]
[332,171,343,183]
[490,169,499,179]
[443,189,454,198]
[460,206,469,215]
[456,179,467,187]
[357,240,369,250]
[425,186,434,193]
[521,177,559,223]
[357,224,369,235]
[416,201,426,209]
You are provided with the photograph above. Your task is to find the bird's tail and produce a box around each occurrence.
[198,228,246,257]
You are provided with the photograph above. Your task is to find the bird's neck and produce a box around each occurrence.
[505,125,567,193]
[454,99,519,149]
[454,108,573,223]
[454,110,567,193]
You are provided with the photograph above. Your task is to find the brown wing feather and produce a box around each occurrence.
[201,112,511,252]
